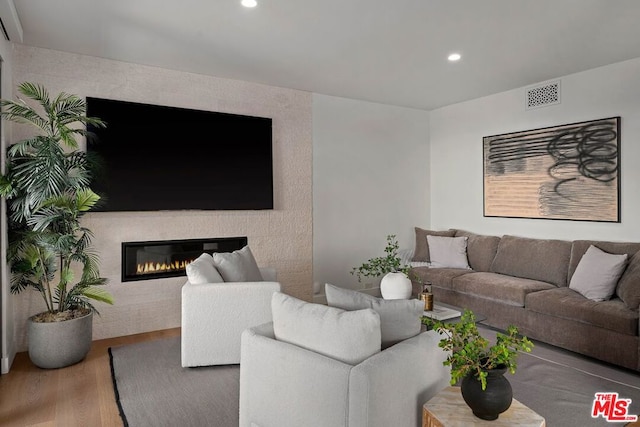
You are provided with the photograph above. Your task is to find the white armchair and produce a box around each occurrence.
[239,321,451,427]
[181,267,281,367]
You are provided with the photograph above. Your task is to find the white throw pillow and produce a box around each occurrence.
[569,245,628,301]
[427,235,472,269]
[185,253,224,284]
[324,283,423,348]
[271,292,381,365]
[212,245,263,282]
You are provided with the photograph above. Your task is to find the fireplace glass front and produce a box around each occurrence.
[121,237,247,282]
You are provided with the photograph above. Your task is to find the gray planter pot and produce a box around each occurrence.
[27,311,93,369]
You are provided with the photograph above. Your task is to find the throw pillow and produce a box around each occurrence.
[427,235,472,269]
[412,227,456,262]
[185,253,224,284]
[324,283,424,348]
[212,245,263,282]
[569,245,628,302]
[271,292,381,365]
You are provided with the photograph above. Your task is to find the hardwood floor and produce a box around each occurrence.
[0,327,181,427]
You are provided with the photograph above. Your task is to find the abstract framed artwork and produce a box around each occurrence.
[483,117,620,222]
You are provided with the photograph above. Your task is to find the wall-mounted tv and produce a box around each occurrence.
[85,97,273,211]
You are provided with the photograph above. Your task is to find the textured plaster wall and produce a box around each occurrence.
[11,45,313,351]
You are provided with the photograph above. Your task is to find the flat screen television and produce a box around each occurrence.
[85,97,273,211]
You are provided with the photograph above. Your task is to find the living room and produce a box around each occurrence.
[1,1,640,426]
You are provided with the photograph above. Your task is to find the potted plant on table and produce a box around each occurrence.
[423,309,533,420]
[0,82,114,369]
[351,234,413,299]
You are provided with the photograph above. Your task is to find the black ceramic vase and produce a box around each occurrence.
[461,365,513,420]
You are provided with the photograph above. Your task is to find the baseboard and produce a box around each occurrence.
[1,353,14,374]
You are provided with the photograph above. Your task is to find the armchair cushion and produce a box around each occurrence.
[271,292,381,365]
[325,283,423,348]
[212,245,263,282]
[185,253,224,284]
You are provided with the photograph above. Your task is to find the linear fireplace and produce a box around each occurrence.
[121,237,247,282]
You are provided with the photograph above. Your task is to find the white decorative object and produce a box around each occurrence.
[380,272,412,300]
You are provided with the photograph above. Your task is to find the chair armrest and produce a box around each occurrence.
[348,330,451,427]
[239,323,352,427]
[181,281,281,367]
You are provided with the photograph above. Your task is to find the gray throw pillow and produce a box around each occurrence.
[271,291,381,365]
[569,245,628,301]
[324,283,424,348]
[185,253,224,284]
[426,235,471,269]
[212,245,263,282]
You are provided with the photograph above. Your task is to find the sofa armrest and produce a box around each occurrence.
[239,322,352,427]
[348,330,451,427]
[181,281,281,367]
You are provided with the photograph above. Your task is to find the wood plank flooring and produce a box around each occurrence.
[0,327,180,427]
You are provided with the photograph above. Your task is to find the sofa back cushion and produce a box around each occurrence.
[490,235,571,287]
[271,292,381,365]
[454,230,501,272]
[412,227,456,262]
[617,250,640,310]
[324,283,423,348]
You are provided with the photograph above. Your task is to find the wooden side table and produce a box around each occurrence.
[423,386,546,427]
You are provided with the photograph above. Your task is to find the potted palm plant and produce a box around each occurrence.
[351,234,413,299]
[423,310,533,420]
[0,82,114,368]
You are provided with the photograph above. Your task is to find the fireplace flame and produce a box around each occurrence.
[136,259,193,275]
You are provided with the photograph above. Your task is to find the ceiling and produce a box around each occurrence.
[7,0,640,110]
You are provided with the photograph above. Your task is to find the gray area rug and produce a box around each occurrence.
[109,337,239,427]
[110,328,640,427]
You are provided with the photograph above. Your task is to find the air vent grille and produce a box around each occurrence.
[526,80,560,110]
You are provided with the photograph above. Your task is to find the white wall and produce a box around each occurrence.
[10,45,313,353]
[429,57,640,241]
[313,94,430,291]
[0,38,14,374]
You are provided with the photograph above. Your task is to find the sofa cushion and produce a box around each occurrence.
[185,253,224,284]
[569,245,628,302]
[525,287,638,336]
[427,235,472,269]
[412,227,456,262]
[452,272,556,307]
[212,245,263,282]
[410,266,472,290]
[617,250,640,310]
[271,292,381,365]
[454,230,501,272]
[324,283,423,348]
[490,235,571,287]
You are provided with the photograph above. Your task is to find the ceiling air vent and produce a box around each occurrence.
[526,80,560,110]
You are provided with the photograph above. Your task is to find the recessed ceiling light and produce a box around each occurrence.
[242,0,257,7]
[448,53,461,62]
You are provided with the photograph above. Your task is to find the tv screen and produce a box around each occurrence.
[85,97,273,211]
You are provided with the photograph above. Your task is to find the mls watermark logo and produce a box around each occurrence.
[591,392,638,422]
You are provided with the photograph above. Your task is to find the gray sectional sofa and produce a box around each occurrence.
[409,228,640,372]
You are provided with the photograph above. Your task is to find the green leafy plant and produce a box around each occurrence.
[0,82,114,321]
[351,234,410,282]
[423,310,533,390]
